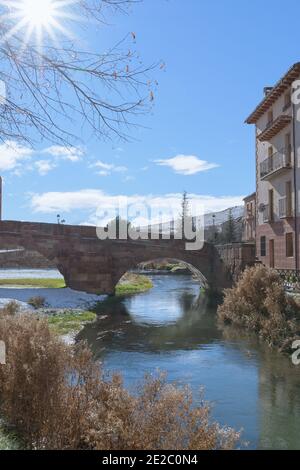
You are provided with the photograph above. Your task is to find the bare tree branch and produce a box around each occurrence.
[0,0,158,147]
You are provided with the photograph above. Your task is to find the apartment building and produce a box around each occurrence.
[243,192,256,243]
[246,63,300,271]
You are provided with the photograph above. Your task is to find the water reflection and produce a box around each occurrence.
[78,274,300,450]
[77,276,222,355]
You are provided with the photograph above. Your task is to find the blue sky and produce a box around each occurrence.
[2,0,300,225]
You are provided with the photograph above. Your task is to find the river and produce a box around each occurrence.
[1,270,300,449]
[77,273,300,450]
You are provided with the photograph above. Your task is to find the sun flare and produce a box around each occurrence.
[0,0,78,49]
[18,0,57,27]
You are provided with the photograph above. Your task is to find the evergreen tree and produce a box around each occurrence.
[176,191,190,237]
[222,208,236,243]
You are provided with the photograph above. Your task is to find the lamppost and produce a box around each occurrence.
[212,214,217,242]
[57,215,66,225]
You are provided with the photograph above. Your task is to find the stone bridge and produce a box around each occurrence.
[0,221,255,294]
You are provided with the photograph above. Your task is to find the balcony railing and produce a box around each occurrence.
[279,197,293,219]
[260,146,292,180]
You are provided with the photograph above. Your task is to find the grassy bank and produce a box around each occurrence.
[0,426,21,450]
[218,265,300,353]
[116,273,153,296]
[0,278,65,289]
[47,310,97,335]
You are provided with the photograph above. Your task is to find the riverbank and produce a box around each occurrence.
[0,273,153,295]
[0,272,153,339]
[116,273,153,296]
[138,261,190,275]
[46,310,97,335]
[0,278,65,288]
[0,309,240,450]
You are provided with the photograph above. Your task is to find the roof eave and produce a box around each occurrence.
[245,62,300,125]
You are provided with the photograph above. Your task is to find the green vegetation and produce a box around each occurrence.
[0,308,240,450]
[47,311,97,335]
[115,273,153,296]
[0,278,65,289]
[0,426,21,450]
[218,264,300,353]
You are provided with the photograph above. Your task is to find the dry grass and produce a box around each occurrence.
[0,306,240,450]
[218,265,300,352]
[28,296,47,309]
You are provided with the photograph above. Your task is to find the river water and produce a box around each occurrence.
[77,273,300,450]
[1,270,300,449]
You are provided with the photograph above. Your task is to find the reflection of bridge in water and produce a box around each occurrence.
[0,220,255,294]
[77,290,222,356]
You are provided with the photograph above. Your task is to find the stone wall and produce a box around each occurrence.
[216,242,256,282]
[0,249,56,269]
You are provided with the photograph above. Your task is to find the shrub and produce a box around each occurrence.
[217,265,300,351]
[1,301,20,316]
[27,296,47,309]
[0,312,240,450]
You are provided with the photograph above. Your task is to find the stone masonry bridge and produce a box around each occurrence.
[0,221,255,294]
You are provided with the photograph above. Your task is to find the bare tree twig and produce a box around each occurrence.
[0,0,158,147]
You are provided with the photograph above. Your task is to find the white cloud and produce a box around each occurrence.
[43,145,84,162]
[154,155,219,175]
[90,160,127,176]
[29,189,244,226]
[35,160,57,176]
[0,141,33,172]
[0,141,84,177]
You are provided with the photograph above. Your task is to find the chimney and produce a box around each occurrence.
[264,86,273,97]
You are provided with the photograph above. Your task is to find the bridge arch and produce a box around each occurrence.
[116,257,210,292]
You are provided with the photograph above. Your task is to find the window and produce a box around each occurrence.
[285,133,291,164]
[261,236,266,257]
[286,233,294,258]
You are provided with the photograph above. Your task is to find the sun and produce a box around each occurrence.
[18,0,57,28]
[0,0,78,49]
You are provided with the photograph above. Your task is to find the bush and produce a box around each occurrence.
[1,301,20,316]
[27,296,47,309]
[217,265,300,351]
[0,311,239,450]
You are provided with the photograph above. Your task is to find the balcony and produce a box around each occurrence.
[258,114,292,142]
[279,197,293,219]
[260,147,292,180]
